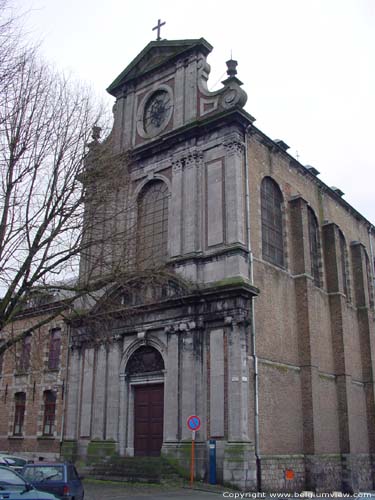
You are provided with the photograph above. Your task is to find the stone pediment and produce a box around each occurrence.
[107,38,213,96]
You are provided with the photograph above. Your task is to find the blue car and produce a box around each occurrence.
[0,465,58,499]
[21,463,84,500]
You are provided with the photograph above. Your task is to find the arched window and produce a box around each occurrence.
[261,177,284,267]
[13,392,26,435]
[126,346,164,375]
[339,230,350,299]
[43,391,56,436]
[137,181,169,268]
[48,328,61,370]
[307,207,320,287]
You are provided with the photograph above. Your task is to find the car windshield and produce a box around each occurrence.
[0,466,25,487]
[23,465,64,482]
[4,456,27,467]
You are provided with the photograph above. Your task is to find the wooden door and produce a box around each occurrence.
[134,384,164,456]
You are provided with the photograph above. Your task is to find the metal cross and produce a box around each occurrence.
[152,19,166,41]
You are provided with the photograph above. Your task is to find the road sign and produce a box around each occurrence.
[187,415,201,431]
[285,469,295,480]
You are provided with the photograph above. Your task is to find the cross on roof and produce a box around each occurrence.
[152,19,166,41]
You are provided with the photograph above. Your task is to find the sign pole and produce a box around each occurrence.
[186,415,201,488]
[190,430,195,487]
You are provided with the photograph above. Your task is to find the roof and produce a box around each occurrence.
[107,38,213,96]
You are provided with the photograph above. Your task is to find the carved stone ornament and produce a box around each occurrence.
[126,345,164,375]
[196,55,248,119]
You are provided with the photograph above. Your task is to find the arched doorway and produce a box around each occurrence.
[126,346,165,456]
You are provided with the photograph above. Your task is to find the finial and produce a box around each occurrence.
[92,126,101,142]
[226,59,238,77]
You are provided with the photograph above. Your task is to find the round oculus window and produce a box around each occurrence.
[143,90,172,135]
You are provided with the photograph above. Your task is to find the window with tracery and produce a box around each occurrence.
[137,181,169,268]
[126,346,164,375]
[43,391,56,436]
[307,207,320,287]
[13,392,26,435]
[261,177,284,267]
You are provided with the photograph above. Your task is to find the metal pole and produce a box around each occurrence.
[244,124,261,490]
[190,430,195,487]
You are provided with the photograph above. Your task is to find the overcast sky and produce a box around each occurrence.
[12,0,375,224]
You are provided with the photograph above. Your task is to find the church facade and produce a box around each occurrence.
[62,38,375,492]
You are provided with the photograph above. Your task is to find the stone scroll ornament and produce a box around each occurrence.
[197,57,248,117]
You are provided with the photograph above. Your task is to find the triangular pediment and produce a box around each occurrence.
[107,38,212,96]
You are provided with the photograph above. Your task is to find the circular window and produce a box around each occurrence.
[139,88,173,138]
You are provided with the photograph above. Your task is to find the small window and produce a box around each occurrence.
[43,391,56,436]
[48,329,61,370]
[13,392,26,435]
[307,208,320,287]
[261,177,284,267]
[19,335,31,372]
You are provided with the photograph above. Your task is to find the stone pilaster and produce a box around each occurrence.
[163,330,179,443]
[169,157,183,257]
[224,316,257,490]
[223,136,246,245]
[64,349,81,440]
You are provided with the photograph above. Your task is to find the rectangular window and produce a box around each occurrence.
[14,392,26,435]
[43,391,56,436]
[19,335,31,372]
[48,329,61,370]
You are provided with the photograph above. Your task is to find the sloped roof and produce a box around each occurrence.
[107,38,213,96]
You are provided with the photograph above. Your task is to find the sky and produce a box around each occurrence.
[12,0,375,224]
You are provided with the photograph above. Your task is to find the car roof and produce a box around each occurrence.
[24,462,68,466]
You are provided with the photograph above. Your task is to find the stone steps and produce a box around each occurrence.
[86,456,183,483]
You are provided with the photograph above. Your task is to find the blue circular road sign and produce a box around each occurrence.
[187,415,201,431]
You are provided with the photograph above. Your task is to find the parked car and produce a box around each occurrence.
[21,462,84,500]
[0,454,27,473]
[0,465,58,499]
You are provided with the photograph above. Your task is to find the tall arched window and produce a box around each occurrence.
[13,392,26,435]
[137,181,169,268]
[261,177,284,267]
[339,230,350,299]
[43,391,56,436]
[307,207,321,287]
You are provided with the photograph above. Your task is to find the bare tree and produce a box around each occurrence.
[0,2,179,359]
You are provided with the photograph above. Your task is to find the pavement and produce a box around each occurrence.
[83,480,375,500]
[84,479,226,499]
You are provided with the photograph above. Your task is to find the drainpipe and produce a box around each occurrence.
[369,225,375,293]
[244,124,261,490]
[60,324,71,457]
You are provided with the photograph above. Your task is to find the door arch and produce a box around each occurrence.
[124,345,165,456]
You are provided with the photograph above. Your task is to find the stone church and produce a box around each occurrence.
[63,37,375,492]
